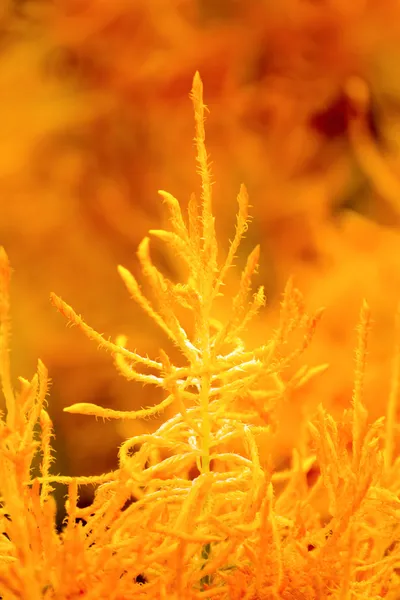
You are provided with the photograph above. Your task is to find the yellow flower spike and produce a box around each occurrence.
[18,374,38,445]
[352,300,371,473]
[190,72,217,283]
[136,236,165,295]
[63,395,176,420]
[281,306,325,369]
[275,276,297,345]
[149,228,190,264]
[113,336,164,386]
[64,480,78,536]
[385,302,400,472]
[236,285,266,332]
[136,236,198,361]
[50,292,162,370]
[18,373,39,426]
[232,245,261,314]
[157,190,190,244]
[21,360,49,451]
[212,245,262,350]
[117,265,177,342]
[213,184,250,298]
[39,409,55,503]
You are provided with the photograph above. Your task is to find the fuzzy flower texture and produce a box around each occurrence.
[2,73,400,600]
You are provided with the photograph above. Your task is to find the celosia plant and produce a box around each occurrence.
[1,73,400,599]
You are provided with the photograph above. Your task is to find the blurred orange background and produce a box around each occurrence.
[2,0,400,502]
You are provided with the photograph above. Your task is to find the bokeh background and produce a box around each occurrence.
[2,0,400,509]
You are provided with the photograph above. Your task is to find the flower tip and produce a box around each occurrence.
[117,264,128,278]
[193,70,201,84]
[63,403,88,415]
[191,71,203,99]
[137,236,150,257]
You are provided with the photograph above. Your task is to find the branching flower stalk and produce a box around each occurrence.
[48,72,324,595]
[2,72,400,599]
